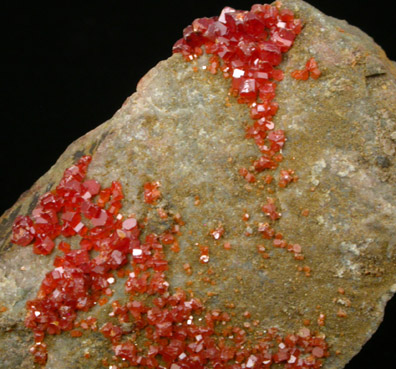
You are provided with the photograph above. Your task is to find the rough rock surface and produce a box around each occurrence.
[1,0,395,368]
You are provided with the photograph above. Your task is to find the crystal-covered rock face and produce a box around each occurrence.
[11,157,330,368]
[1,1,396,368]
[11,5,331,366]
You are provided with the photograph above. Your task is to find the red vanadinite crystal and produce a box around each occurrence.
[240,167,257,183]
[262,197,281,220]
[11,4,329,368]
[306,57,321,79]
[11,215,36,246]
[144,181,161,204]
[210,225,225,240]
[291,69,309,80]
[291,57,321,80]
[279,169,298,188]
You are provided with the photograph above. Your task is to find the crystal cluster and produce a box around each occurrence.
[173,4,309,260]
[173,3,303,172]
[291,58,321,80]
[13,157,329,368]
[12,156,141,364]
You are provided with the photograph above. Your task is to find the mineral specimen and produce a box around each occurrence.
[1,1,395,368]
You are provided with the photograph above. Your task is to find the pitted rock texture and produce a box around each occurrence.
[0,0,395,368]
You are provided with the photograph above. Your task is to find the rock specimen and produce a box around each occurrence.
[0,1,395,368]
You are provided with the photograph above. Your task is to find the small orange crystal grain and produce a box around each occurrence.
[317,313,326,326]
[306,57,321,79]
[170,241,180,253]
[143,181,161,204]
[239,167,256,183]
[183,263,192,275]
[157,207,168,219]
[98,297,108,306]
[291,69,309,80]
[210,225,225,240]
[70,330,83,338]
[310,67,321,79]
[262,197,281,220]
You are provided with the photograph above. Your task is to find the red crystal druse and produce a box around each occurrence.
[12,156,141,364]
[173,2,304,229]
[173,3,301,179]
[13,155,328,368]
[172,4,315,268]
[11,3,329,368]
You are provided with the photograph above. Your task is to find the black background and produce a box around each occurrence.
[2,1,395,367]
